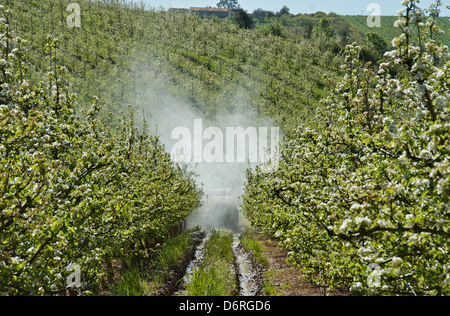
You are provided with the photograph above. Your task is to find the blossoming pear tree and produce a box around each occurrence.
[0,7,200,295]
[243,0,449,295]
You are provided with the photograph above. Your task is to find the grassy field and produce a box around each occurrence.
[342,15,450,46]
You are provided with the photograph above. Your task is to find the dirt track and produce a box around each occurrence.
[254,235,321,296]
[153,229,349,296]
[252,232,349,296]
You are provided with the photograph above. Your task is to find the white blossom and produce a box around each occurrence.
[339,219,352,231]
[394,19,406,28]
[355,216,372,226]
[391,257,403,265]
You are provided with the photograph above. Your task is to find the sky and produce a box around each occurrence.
[142,0,449,16]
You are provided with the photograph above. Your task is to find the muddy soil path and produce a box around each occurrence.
[172,231,262,296]
[173,232,211,296]
[162,229,348,296]
[232,234,263,296]
[154,230,206,296]
[256,235,321,296]
[252,231,349,296]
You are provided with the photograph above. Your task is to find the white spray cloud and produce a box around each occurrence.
[127,57,281,232]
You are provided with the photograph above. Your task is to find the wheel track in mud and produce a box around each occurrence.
[232,234,263,296]
[171,231,263,296]
[154,230,206,296]
[173,231,211,296]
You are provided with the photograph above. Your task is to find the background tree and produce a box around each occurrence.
[361,31,389,63]
[234,8,255,29]
[268,20,285,37]
[252,8,275,22]
[315,17,334,38]
[276,6,290,17]
[217,0,240,10]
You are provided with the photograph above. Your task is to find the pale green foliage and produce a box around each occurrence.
[0,10,200,295]
[243,1,449,296]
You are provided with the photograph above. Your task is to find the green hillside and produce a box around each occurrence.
[10,1,447,134]
[5,0,344,134]
[342,15,450,47]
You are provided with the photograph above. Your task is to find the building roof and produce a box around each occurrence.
[190,7,231,12]
[168,8,190,12]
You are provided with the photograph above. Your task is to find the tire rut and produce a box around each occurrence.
[232,234,263,296]
[172,231,263,296]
